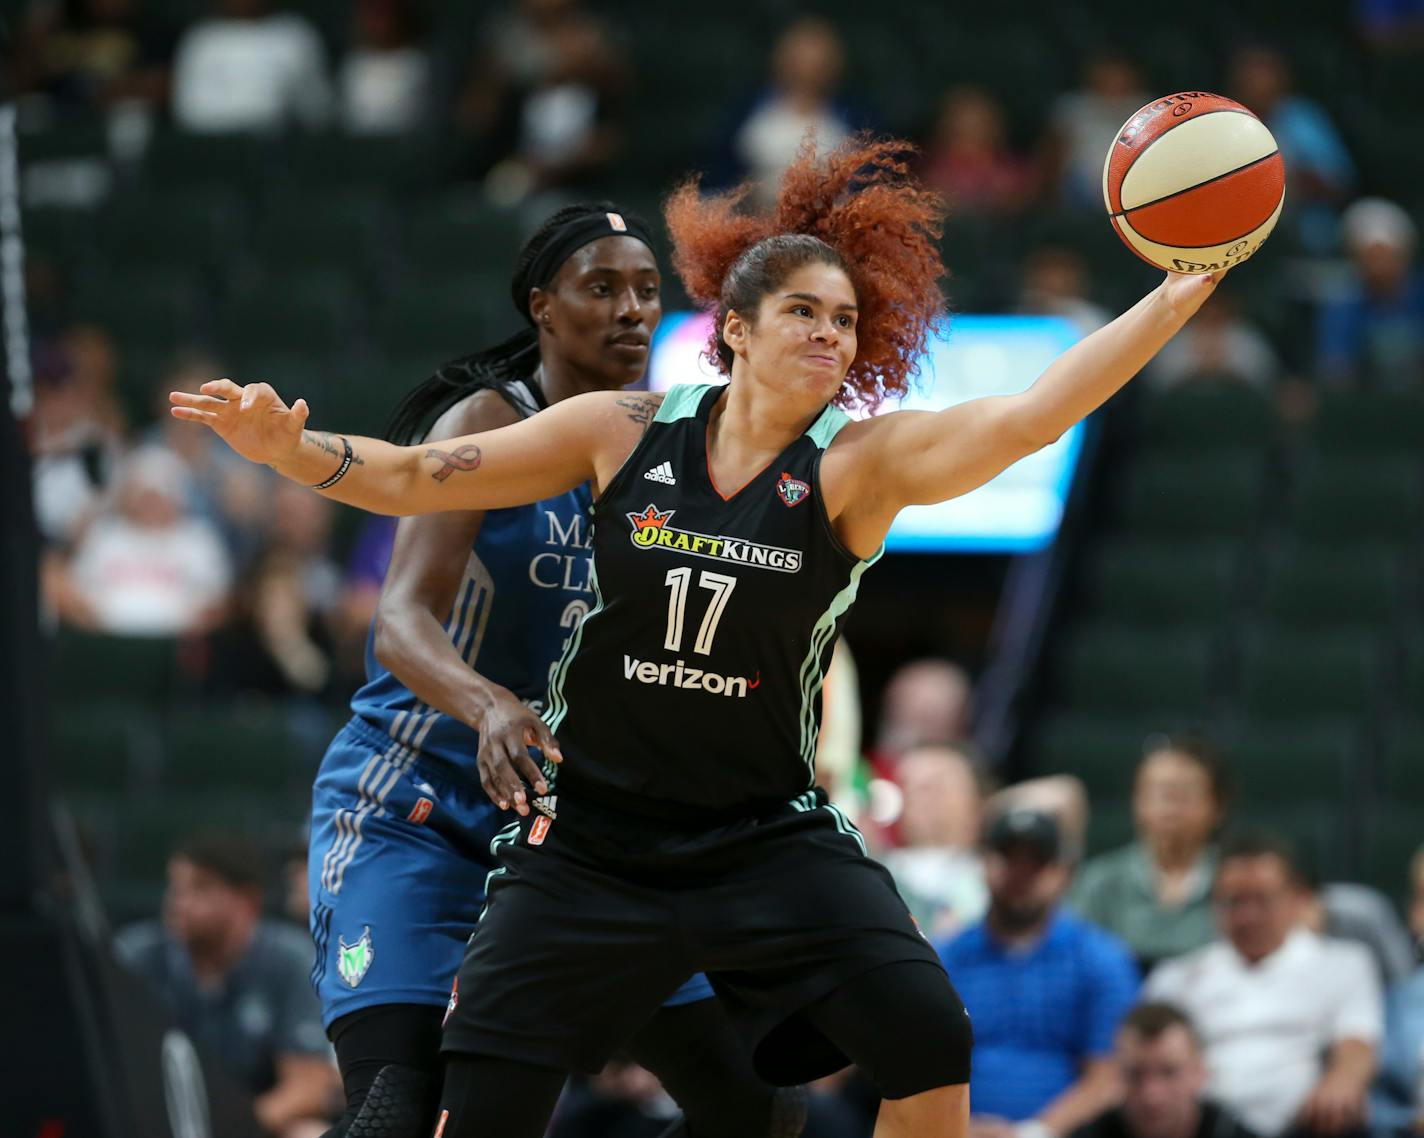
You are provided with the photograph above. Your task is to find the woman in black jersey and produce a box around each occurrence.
[173,135,1222,1138]
[314,202,801,1138]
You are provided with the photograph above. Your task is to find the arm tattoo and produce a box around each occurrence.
[426,444,483,482]
[615,396,661,428]
[302,430,365,466]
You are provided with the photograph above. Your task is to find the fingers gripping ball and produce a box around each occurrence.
[1104,92,1285,273]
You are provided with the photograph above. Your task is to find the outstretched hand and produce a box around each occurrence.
[170,379,311,467]
[1159,269,1223,320]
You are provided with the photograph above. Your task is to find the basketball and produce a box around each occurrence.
[1103,92,1286,274]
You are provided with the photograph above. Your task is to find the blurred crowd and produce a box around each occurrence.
[16,0,1424,664]
[12,0,1424,1135]
[108,658,1424,1138]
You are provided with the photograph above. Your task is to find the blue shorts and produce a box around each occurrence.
[308,716,713,1029]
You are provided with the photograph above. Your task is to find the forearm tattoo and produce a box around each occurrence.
[616,396,661,428]
[302,431,365,470]
[426,444,483,482]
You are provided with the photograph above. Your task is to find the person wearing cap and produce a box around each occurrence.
[1317,196,1424,389]
[938,807,1140,1138]
[300,203,797,1137]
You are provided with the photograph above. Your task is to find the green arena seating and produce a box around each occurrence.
[100,186,245,271]
[1355,806,1422,905]
[70,266,204,351]
[401,199,526,276]
[1259,548,1402,630]
[1056,624,1215,716]
[1084,539,1237,626]
[140,130,272,194]
[374,274,521,363]
[1227,720,1358,807]
[47,701,160,794]
[216,270,355,355]
[1237,629,1380,720]
[250,191,387,277]
[278,132,446,193]
[161,707,322,794]
[1381,724,1424,803]
[1290,458,1424,543]
[23,205,100,273]
[1119,454,1264,539]
[48,629,180,706]
[1034,711,1205,799]
[1312,391,1424,455]
[1084,798,1135,857]
[111,793,302,883]
[1140,382,1276,453]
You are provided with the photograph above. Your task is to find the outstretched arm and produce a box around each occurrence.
[836,272,1218,545]
[169,378,640,515]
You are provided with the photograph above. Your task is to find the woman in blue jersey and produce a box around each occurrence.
[174,136,1222,1138]
[304,203,797,1137]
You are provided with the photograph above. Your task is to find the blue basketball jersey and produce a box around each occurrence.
[347,379,595,779]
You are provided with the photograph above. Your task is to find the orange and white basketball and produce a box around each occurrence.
[1103,92,1285,274]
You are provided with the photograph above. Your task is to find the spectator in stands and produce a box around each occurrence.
[151,353,273,565]
[923,85,1035,215]
[882,742,990,939]
[11,0,173,112]
[336,0,429,135]
[871,657,974,767]
[171,0,330,133]
[1316,197,1424,390]
[1071,736,1228,972]
[30,325,125,547]
[1069,1003,1261,1138]
[1356,0,1424,49]
[715,17,862,208]
[1369,845,1424,1136]
[115,831,339,1137]
[1146,831,1382,1138]
[1146,292,1282,392]
[940,808,1140,1138]
[1045,51,1147,211]
[1228,47,1355,254]
[1298,871,1416,991]
[459,0,627,201]
[58,444,232,636]
[549,1060,679,1137]
[216,481,341,696]
[1016,246,1111,339]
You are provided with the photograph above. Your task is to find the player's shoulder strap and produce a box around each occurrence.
[652,383,851,451]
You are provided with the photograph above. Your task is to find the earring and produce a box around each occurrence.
[541,313,551,324]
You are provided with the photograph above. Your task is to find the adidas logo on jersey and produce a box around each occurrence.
[643,461,676,485]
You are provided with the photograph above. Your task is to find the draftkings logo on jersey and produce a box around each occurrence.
[626,504,803,573]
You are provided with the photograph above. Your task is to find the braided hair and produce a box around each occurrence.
[385,201,644,445]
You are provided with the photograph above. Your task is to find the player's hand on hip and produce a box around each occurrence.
[475,687,562,816]
[169,378,310,466]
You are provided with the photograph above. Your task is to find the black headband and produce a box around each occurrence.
[517,209,656,322]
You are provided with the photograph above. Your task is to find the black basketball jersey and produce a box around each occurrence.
[542,382,880,822]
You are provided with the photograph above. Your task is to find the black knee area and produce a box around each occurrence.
[437,1053,567,1138]
[325,1004,443,1137]
[769,961,973,1100]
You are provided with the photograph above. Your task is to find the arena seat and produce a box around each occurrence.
[1055,624,1216,717]
[47,701,161,794]
[1034,711,1206,799]
[48,630,181,706]
[1311,391,1424,455]
[1258,547,1402,630]
[1083,539,1238,627]
[1237,628,1380,720]
[1290,458,1424,543]
[401,196,526,276]
[1226,720,1358,806]
[162,707,325,795]
[250,190,388,278]
[216,270,356,356]
[100,186,246,272]
[1119,454,1264,539]
[1140,382,1277,453]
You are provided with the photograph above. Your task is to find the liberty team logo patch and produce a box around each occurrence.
[776,472,810,508]
[337,927,375,988]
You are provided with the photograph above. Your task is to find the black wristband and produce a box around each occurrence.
[312,435,353,490]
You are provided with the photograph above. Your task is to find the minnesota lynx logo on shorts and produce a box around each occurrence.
[626,505,803,572]
[337,927,374,988]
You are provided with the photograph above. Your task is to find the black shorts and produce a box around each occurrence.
[441,788,964,1087]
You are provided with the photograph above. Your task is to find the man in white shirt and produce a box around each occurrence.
[172,0,330,133]
[1146,832,1382,1138]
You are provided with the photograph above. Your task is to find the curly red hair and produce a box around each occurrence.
[664,133,946,411]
